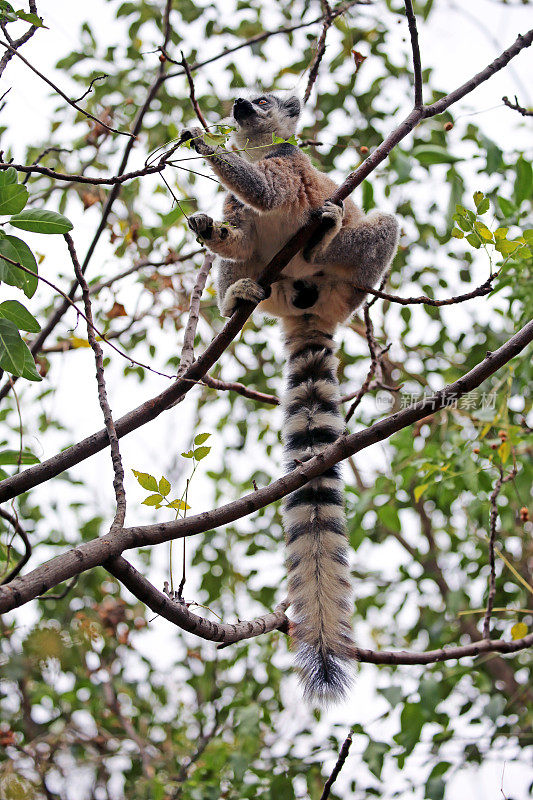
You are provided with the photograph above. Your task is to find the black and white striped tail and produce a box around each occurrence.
[281,318,354,704]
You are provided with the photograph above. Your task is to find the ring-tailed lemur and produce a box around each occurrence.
[180,93,399,703]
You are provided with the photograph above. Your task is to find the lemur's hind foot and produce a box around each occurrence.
[220,278,268,317]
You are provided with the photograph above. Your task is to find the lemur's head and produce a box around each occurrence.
[232,93,301,160]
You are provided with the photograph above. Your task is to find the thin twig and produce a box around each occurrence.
[0,39,132,137]
[0,144,180,185]
[0,0,39,79]
[320,729,354,800]
[163,3,366,82]
[64,234,126,530]
[201,375,279,405]
[0,508,31,584]
[74,74,108,103]
[403,0,423,107]
[177,254,214,376]
[483,465,517,639]
[37,574,78,601]
[0,0,175,402]
[502,94,533,116]
[0,252,176,379]
[354,272,500,306]
[180,51,209,130]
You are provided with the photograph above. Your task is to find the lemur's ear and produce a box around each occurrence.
[282,96,301,118]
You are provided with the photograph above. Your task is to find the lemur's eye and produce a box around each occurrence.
[256,98,268,106]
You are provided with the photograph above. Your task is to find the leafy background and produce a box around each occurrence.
[0,1,532,798]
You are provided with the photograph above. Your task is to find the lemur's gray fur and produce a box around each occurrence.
[180,93,399,704]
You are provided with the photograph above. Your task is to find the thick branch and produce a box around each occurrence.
[1,319,531,610]
[105,555,289,644]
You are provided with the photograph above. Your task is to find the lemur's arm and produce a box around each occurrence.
[180,128,300,211]
[307,210,400,288]
[188,193,256,261]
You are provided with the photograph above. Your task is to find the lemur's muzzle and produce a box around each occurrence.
[233,97,255,122]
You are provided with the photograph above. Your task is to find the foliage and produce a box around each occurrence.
[0,1,532,799]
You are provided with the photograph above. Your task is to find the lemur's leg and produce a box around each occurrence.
[307,210,400,289]
[188,213,255,261]
[180,127,299,211]
[217,259,270,318]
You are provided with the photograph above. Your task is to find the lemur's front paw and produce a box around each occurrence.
[220,278,268,316]
[179,126,204,148]
[179,126,215,156]
[188,212,214,240]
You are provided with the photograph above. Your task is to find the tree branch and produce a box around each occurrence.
[177,254,214,376]
[1,319,531,609]
[483,465,517,639]
[502,94,533,116]
[0,508,31,584]
[320,729,353,800]
[105,555,289,644]
[0,39,133,137]
[0,0,175,402]
[403,0,423,107]
[65,233,126,530]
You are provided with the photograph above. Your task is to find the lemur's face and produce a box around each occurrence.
[232,94,301,147]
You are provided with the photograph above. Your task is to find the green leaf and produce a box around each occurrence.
[20,343,42,381]
[193,446,211,461]
[495,238,519,256]
[473,220,493,241]
[511,621,528,640]
[412,145,462,165]
[158,476,171,496]
[466,233,481,249]
[193,432,211,446]
[181,449,194,458]
[167,499,191,511]
[522,229,533,246]
[132,469,158,491]
[0,166,17,186]
[452,214,471,232]
[0,183,29,214]
[0,300,40,332]
[0,236,38,298]
[450,227,464,239]
[0,448,39,465]
[16,10,46,26]
[514,156,533,205]
[377,504,400,533]
[472,191,490,215]
[0,317,26,375]
[142,493,164,506]
[497,196,515,217]
[9,208,73,234]
[494,227,508,241]
[363,740,389,780]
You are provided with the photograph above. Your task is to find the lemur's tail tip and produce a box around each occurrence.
[296,644,354,706]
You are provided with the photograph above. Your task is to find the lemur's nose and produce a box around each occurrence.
[234,98,246,105]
